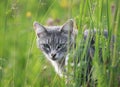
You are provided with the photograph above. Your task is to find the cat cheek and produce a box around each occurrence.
[41,47,50,54]
[57,53,63,59]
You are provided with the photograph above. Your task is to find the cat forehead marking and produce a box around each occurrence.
[38,26,67,44]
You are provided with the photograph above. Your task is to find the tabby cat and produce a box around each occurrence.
[33,19,77,77]
[33,19,110,78]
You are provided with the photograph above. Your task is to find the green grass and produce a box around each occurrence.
[0,0,120,87]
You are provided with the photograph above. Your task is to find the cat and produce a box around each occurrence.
[33,19,113,78]
[33,19,77,77]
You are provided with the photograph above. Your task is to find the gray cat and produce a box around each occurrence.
[33,19,112,78]
[33,19,77,77]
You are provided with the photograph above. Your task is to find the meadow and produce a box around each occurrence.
[0,0,120,87]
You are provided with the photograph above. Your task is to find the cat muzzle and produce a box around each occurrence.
[51,53,57,60]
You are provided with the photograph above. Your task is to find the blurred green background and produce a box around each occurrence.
[0,0,80,87]
[0,0,120,87]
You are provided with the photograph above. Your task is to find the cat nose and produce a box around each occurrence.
[51,53,56,58]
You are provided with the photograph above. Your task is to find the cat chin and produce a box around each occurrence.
[50,57,63,62]
[50,56,64,62]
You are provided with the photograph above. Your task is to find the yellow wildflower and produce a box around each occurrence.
[26,11,32,18]
[60,0,68,8]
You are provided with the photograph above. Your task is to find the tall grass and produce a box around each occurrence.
[71,0,120,87]
[0,0,119,87]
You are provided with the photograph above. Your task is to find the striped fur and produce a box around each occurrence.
[33,19,77,77]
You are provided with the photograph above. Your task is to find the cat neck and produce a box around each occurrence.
[51,56,66,77]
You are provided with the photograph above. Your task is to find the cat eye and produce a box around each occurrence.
[57,43,65,50]
[42,44,50,50]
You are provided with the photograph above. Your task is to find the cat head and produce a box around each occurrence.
[33,19,77,61]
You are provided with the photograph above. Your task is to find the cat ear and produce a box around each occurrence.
[60,19,73,33]
[33,21,47,37]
